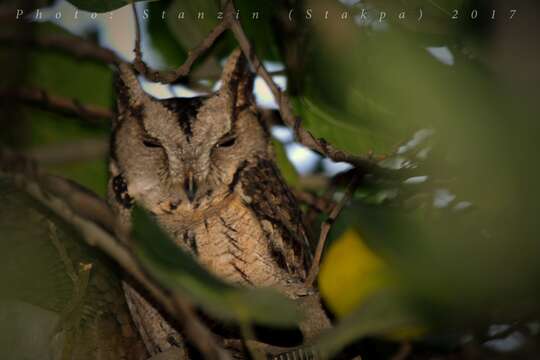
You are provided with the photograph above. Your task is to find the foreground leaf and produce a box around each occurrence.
[314,291,418,357]
[12,22,112,195]
[131,206,300,327]
[0,177,147,360]
[66,0,150,13]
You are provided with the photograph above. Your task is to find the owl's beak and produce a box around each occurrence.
[184,171,198,202]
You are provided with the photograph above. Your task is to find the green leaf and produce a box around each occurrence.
[292,0,497,155]
[146,0,188,68]
[162,0,224,80]
[132,206,300,326]
[234,0,282,61]
[161,0,283,81]
[65,0,151,13]
[295,26,451,154]
[165,0,221,50]
[0,178,72,310]
[361,0,466,45]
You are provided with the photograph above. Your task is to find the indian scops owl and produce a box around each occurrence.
[108,50,314,356]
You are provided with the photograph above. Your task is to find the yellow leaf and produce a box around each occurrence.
[319,229,392,317]
[319,228,426,341]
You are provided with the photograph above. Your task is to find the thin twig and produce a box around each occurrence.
[131,3,230,84]
[0,87,113,123]
[292,188,335,213]
[305,172,363,287]
[240,321,265,360]
[0,147,230,360]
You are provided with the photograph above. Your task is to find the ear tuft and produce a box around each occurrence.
[116,62,148,107]
[219,49,254,111]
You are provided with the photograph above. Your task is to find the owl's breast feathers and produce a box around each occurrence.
[159,156,312,294]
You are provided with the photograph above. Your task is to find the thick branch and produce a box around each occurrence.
[0,87,113,123]
[0,147,230,360]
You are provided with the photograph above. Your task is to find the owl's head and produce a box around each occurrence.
[110,50,269,214]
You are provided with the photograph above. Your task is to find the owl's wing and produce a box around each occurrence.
[240,157,312,279]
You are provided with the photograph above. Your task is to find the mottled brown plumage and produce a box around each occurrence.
[108,50,316,358]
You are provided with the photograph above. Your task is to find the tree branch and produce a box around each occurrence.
[305,172,363,287]
[0,87,113,123]
[2,1,387,179]
[131,3,229,84]
[0,147,231,360]
[0,30,121,65]
[292,188,334,214]
[127,1,384,175]
[225,2,380,173]
[24,138,108,165]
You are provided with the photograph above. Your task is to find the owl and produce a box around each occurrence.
[108,50,315,357]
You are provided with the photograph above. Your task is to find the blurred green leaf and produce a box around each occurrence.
[147,0,188,68]
[362,0,466,44]
[65,0,150,13]
[294,0,501,155]
[234,0,282,61]
[164,0,282,60]
[163,0,224,79]
[165,0,221,51]
[25,23,111,144]
[314,291,418,357]
[0,178,72,311]
[17,22,111,195]
[132,206,301,327]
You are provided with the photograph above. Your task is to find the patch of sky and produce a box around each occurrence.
[433,188,456,208]
[426,46,454,66]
